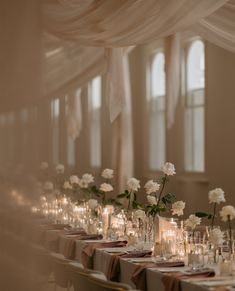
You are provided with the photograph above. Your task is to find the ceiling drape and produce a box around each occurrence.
[43,0,227,47]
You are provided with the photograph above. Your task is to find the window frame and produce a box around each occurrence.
[183,37,206,174]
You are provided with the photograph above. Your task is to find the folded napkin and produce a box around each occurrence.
[82,240,128,269]
[132,261,185,291]
[43,223,71,230]
[64,228,86,235]
[162,269,215,291]
[63,234,103,259]
[107,250,152,281]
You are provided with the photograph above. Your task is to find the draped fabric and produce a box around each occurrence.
[43,0,227,47]
[112,53,133,192]
[66,89,82,140]
[195,0,235,53]
[165,34,181,129]
[105,48,126,123]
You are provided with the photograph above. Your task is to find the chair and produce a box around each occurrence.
[67,261,106,291]
[88,273,139,291]
[50,252,73,291]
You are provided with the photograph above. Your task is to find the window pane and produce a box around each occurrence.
[193,107,205,172]
[185,39,205,172]
[187,40,205,90]
[151,52,166,98]
[90,76,102,168]
[184,108,193,171]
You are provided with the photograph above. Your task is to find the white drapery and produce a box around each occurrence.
[44,0,227,46]
[66,89,82,141]
[195,0,235,54]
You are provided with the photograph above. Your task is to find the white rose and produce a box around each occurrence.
[171,201,185,216]
[56,163,65,174]
[69,175,79,185]
[78,179,88,189]
[101,168,114,179]
[81,173,94,184]
[220,205,235,222]
[147,195,157,205]
[44,181,54,191]
[185,214,201,229]
[88,199,98,209]
[208,188,225,204]
[100,183,113,192]
[161,162,176,176]
[40,162,48,170]
[209,228,224,246]
[134,209,146,220]
[144,180,160,195]
[63,181,72,190]
[127,177,140,192]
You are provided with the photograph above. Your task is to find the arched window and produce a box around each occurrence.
[89,75,102,168]
[148,51,166,170]
[184,39,205,172]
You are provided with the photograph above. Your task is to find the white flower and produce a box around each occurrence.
[147,195,157,205]
[63,181,72,190]
[101,168,114,179]
[88,199,98,210]
[44,181,54,191]
[209,228,224,246]
[127,178,140,192]
[208,188,225,204]
[185,214,201,229]
[144,180,160,194]
[100,183,113,192]
[81,173,94,184]
[134,209,146,220]
[40,162,48,170]
[56,163,65,174]
[69,175,79,185]
[220,205,235,222]
[78,179,88,189]
[171,201,185,216]
[161,162,176,176]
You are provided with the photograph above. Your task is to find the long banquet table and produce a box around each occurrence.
[0,210,232,291]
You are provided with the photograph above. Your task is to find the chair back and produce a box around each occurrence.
[88,273,135,291]
[67,262,105,291]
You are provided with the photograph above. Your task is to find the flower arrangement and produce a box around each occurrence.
[117,177,141,210]
[144,163,184,218]
[195,187,225,228]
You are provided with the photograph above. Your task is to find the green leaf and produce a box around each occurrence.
[117,193,128,198]
[195,212,211,218]
[161,193,176,205]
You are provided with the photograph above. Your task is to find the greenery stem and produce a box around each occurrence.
[156,174,167,208]
[228,215,233,255]
[211,203,217,229]
[102,192,106,206]
[127,191,132,210]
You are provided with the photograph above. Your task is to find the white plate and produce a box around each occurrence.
[155,266,189,273]
[100,246,134,252]
[128,257,155,263]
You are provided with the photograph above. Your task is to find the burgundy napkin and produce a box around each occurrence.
[131,261,185,291]
[162,269,215,291]
[81,240,128,269]
[107,250,152,281]
[63,234,103,259]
